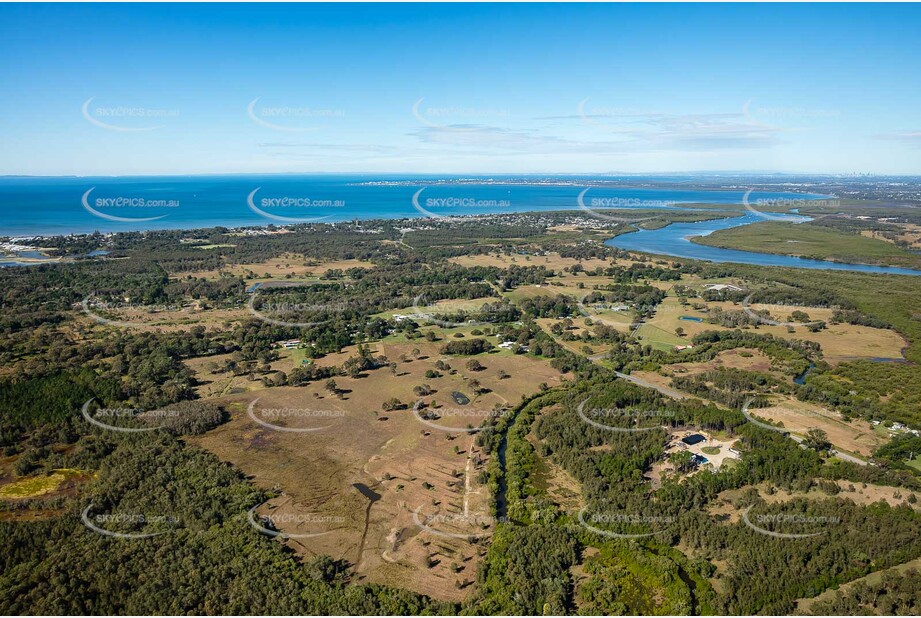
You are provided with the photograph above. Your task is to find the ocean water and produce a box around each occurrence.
[0,174,818,237]
[3,174,918,276]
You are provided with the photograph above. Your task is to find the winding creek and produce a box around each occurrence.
[606,211,921,276]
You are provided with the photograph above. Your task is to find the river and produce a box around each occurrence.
[606,211,921,276]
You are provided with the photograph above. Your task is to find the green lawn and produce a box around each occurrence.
[633,323,691,351]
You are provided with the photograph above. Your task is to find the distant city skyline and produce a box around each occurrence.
[1,3,919,176]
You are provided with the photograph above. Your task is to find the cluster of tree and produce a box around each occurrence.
[491,365,921,615]
[440,338,494,355]
[804,568,921,615]
[800,360,921,428]
[0,431,451,615]
[583,283,666,312]
[468,524,578,615]
[830,308,892,329]
[671,367,787,409]
[874,434,921,467]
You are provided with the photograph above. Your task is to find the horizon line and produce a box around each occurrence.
[0,170,902,179]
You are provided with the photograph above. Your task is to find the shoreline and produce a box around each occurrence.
[6,206,921,277]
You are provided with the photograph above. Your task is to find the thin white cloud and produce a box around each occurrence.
[876,130,921,146]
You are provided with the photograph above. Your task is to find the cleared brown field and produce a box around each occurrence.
[646,297,906,364]
[448,251,638,272]
[534,318,616,357]
[79,304,247,333]
[190,342,562,601]
[860,223,921,250]
[710,481,920,526]
[747,396,884,457]
[184,353,271,398]
[658,349,776,377]
[179,256,375,281]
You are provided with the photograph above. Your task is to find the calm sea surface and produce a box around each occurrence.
[1,175,918,275]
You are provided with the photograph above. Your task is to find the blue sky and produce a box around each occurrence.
[1,3,919,175]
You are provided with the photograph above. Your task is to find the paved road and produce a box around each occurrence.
[589,352,689,400]
[786,434,868,466]
[613,371,690,400]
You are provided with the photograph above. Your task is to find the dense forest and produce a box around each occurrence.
[3,216,921,615]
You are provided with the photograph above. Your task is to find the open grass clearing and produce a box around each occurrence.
[190,342,562,601]
[0,468,93,500]
[747,396,886,457]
